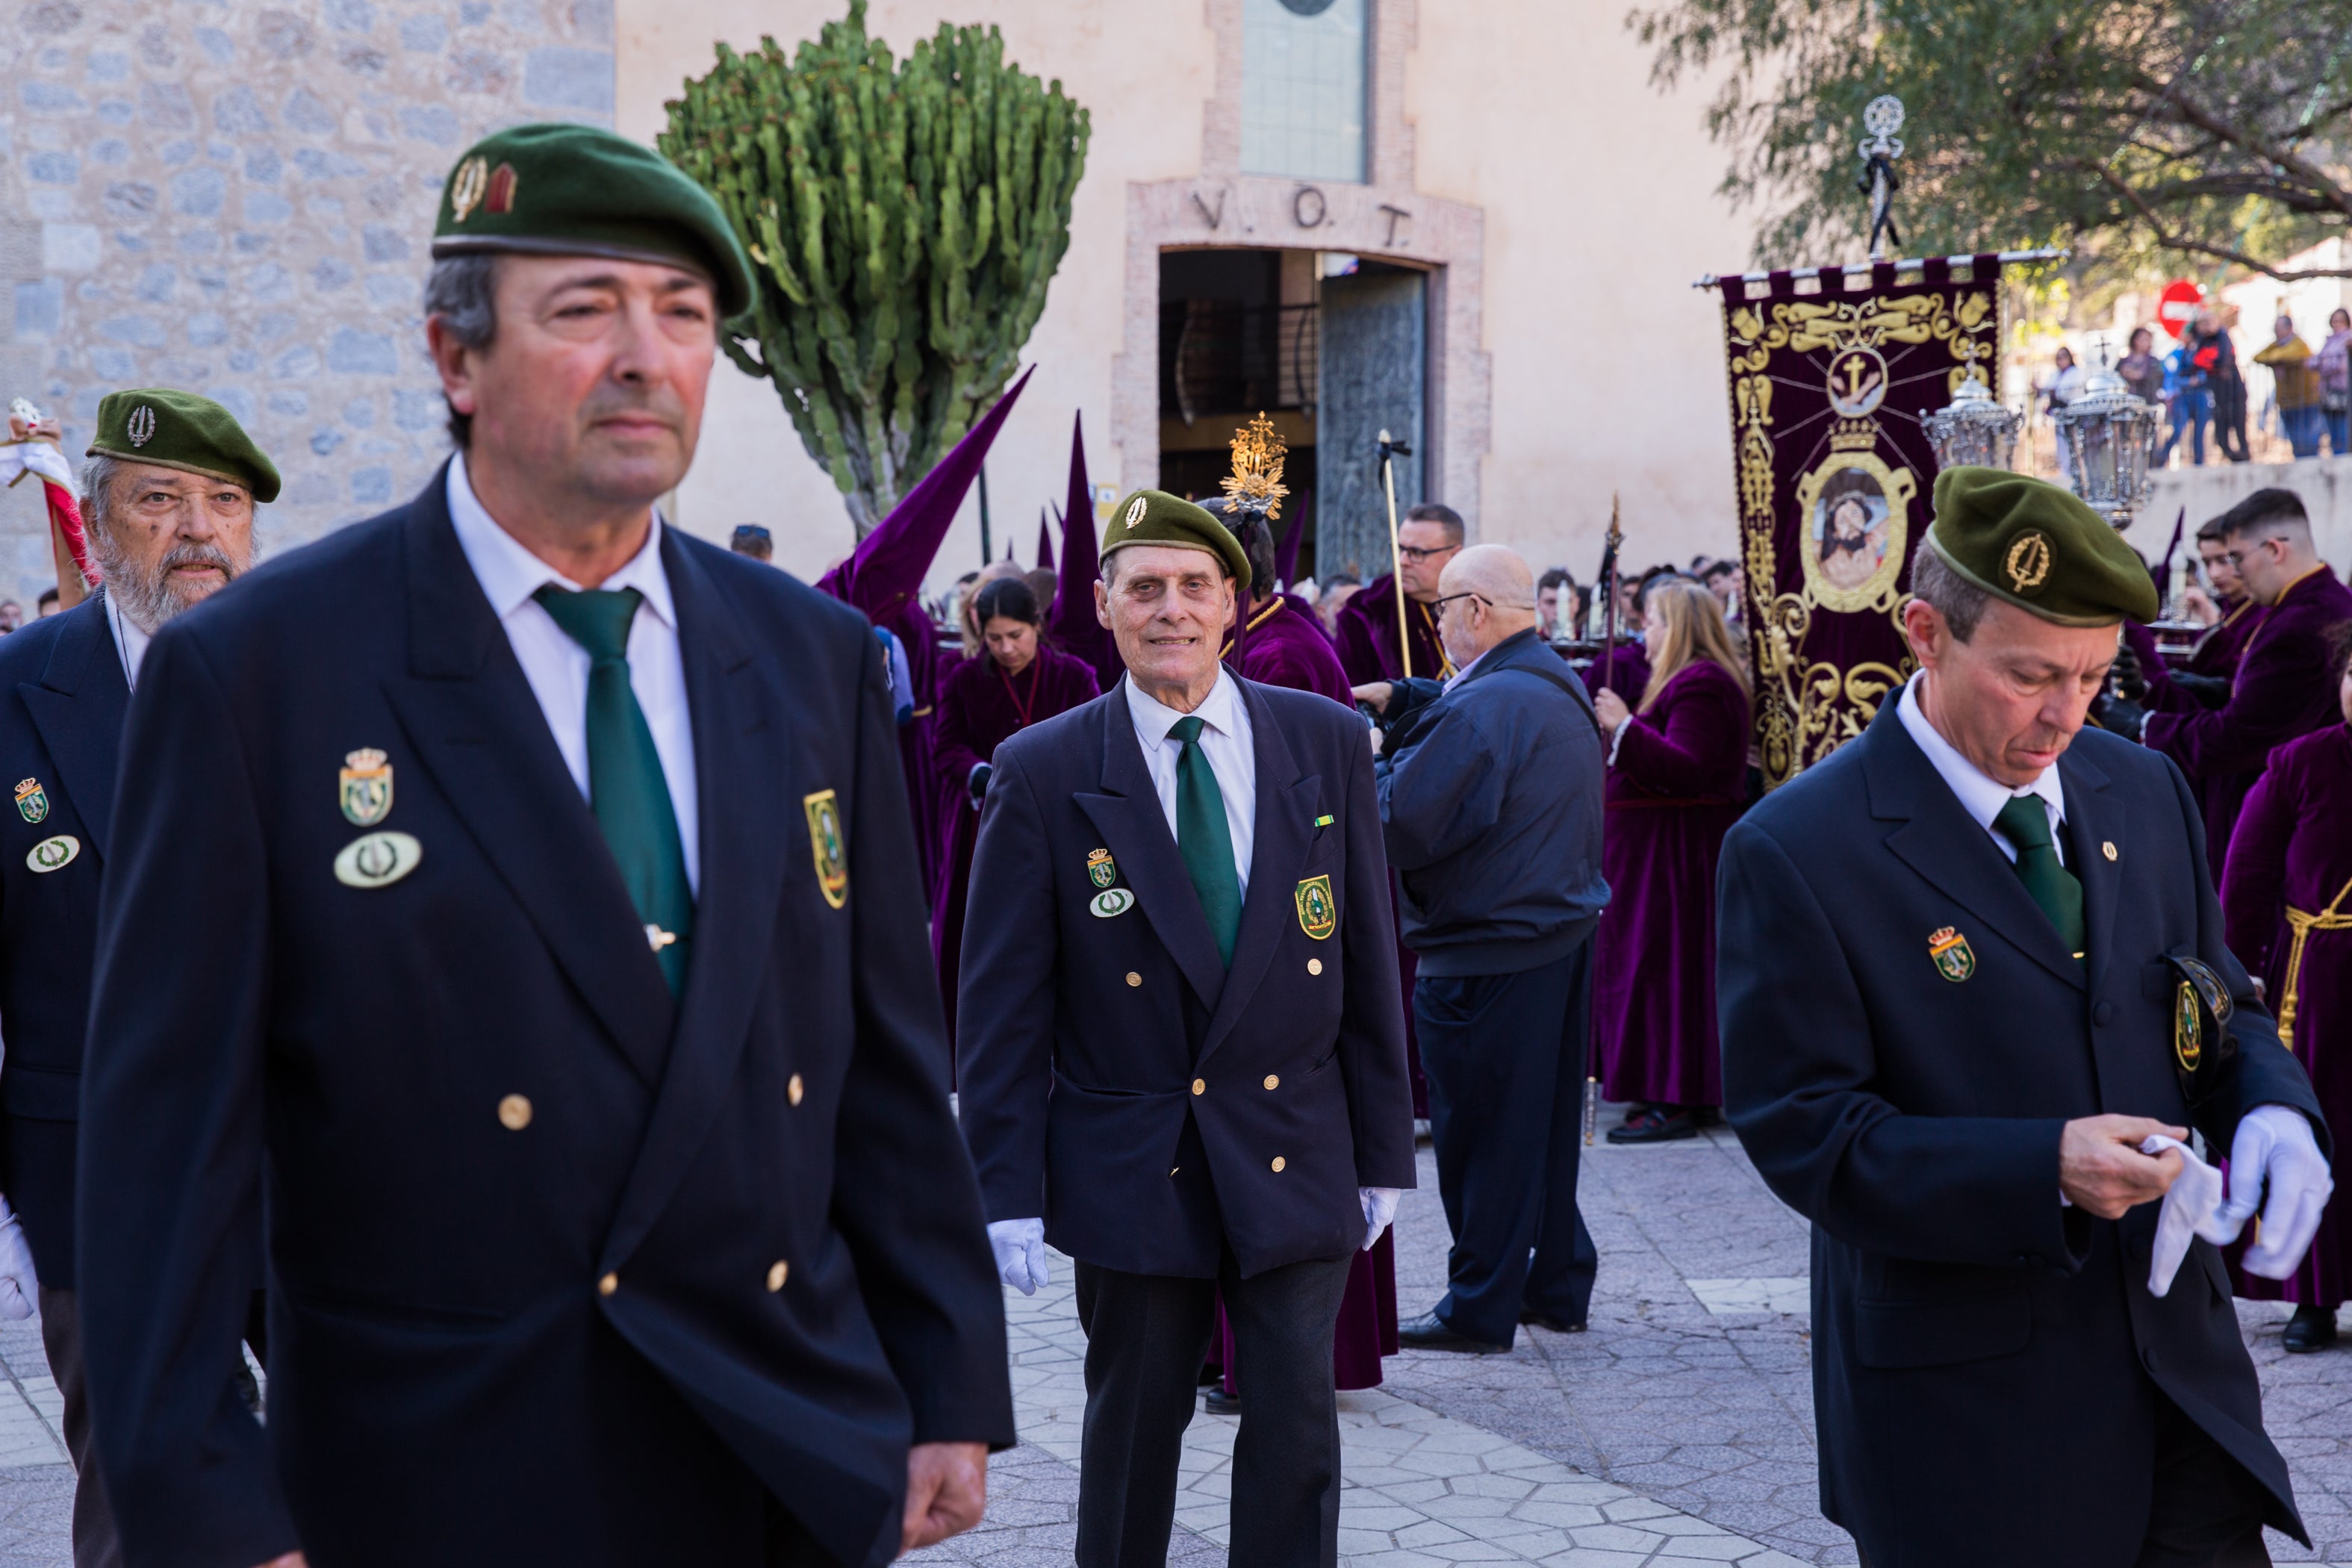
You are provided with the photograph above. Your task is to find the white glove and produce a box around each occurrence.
[0,1195,38,1321]
[2219,1104,2333,1281]
[1358,1187,1400,1252]
[986,1216,1049,1295]
[2138,1135,2237,1297]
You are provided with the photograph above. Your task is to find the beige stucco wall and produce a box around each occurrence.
[617,0,1753,591]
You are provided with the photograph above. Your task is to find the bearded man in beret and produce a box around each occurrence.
[76,124,1011,1568]
[957,491,1416,1568]
[1719,467,2331,1567]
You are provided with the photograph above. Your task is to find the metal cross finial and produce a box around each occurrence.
[1857,95,1906,261]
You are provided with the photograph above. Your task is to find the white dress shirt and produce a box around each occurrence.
[446,452,700,895]
[1896,671,2066,868]
[1123,668,1254,898]
[105,592,151,690]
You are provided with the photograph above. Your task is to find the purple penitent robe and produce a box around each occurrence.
[931,644,1098,1045]
[1334,574,1452,686]
[1230,594,1353,707]
[1593,659,1750,1109]
[2223,722,2352,1308]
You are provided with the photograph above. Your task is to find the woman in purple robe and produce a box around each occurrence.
[931,577,1098,1042]
[1589,578,1752,1143]
[2222,629,2352,1351]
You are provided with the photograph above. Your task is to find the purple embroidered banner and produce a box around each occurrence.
[1714,255,2004,788]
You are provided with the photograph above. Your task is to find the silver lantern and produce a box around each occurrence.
[2050,345,2159,530]
[1922,370,2023,472]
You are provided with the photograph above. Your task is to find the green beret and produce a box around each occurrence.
[431,123,755,318]
[85,388,280,504]
[1923,467,2157,626]
[1101,489,1251,583]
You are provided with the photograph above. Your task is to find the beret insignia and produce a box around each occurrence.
[126,404,156,447]
[2004,530,2053,594]
[449,156,488,224]
[1124,496,1148,529]
[485,161,518,217]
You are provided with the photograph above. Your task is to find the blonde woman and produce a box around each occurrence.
[1589,576,1753,1142]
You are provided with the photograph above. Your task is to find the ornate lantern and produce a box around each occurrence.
[1922,370,2022,472]
[2050,344,2158,529]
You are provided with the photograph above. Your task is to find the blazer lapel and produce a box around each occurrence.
[1074,688,1227,1012]
[379,472,673,1086]
[2060,749,2124,993]
[602,534,791,1265]
[1198,682,1311,1067]
[1864,706,2087,990]
[19,600,128,859]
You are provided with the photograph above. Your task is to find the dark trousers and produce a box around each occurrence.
[1413,940,1599,1346]
[1073,1251,1354,1568]
[39,1287,122,1568]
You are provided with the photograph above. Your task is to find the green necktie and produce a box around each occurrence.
[534,585,694,995]
[1991,794,2085,962]
[1169,715,1242,968]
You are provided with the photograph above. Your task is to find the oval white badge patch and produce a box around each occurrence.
[335,830,422,889]
[1089,888,1134,918]
[25,835,77,874]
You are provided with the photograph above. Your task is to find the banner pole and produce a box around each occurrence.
[1378,429,1412,680]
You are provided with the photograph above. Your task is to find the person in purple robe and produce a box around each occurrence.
[1334,503,1462,685]
[1588,579,1752,1142]
[1201,500,1396,1407]
[2137,490,2352,880]
[931,577,1098,1042]
[2221,628,2352,1351]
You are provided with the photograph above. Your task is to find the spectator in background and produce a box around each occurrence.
[1537,567,1577,640]
[1699,558,1743,630]
[1023,566,1059,623]
[2166,324,2214,467]
[0,603,20,634]
[1589,578,1752,1143]
[956,559,1026,659]
[2118,326,2165,410]
[728,523,774,561]
[2316,308,2352,455]
[2255,315,2324,458]
[2201,307,2253,461]
[2042,346,2085,482]
[1316,573,1363,638]
[34,590,57,619]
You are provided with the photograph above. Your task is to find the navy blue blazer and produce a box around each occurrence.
[0,600,125,1287]
[77,469,1012,1568]
[1719,700,2326,1567]
[956,677,1416,1279]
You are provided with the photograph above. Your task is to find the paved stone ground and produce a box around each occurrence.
[1,1117,2351,1564]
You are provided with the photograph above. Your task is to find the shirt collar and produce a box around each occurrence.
[1897,671,2065,836]
[445,451,676,629]
[1123,664,1243,747]
[105,591,151,688]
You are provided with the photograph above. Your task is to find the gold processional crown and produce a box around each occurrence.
[1219,411,1289,521]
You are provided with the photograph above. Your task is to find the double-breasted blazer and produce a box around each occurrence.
[76,467,1012,1568]
[1718,700,2325,1567]
[956,676,1416,1279]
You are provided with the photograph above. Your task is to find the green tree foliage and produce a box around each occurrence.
[1634,0,2352,281]
[662,3,1089,533]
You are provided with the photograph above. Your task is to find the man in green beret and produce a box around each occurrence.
[1717,467,2330,1566]
[0,387,271,1568]
[76,123,1012,1568]
[957,489,1415,1568]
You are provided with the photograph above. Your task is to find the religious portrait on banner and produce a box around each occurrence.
[1713,256,2004,789]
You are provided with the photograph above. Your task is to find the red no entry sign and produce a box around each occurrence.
[2157,279,2204,338]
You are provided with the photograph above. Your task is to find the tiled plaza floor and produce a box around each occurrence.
[2,1118,2351,1564]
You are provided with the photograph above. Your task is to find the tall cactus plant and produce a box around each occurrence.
[662,3,1089,535]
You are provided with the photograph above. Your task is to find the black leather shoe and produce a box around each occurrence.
[1203,1386,1241,1415]
[1520,1309,1587,1334]
[1397,1311,1511,1353]
[1608,1104,1699,1144]
[2285,1304,2339,1353]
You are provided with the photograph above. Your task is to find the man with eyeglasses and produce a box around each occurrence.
[1334,502,1465,685]
[1355,544,1609,1351]
[2129,489,2352,874]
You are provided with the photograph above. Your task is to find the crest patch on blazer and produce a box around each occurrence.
[803,788,849,909]
[339,748,393,827]
[2173,980,2203,1074]
[1927,925,1974,982]
[1086,847,1116,889]
[1295,874,1337,941]
[13,778,47,825]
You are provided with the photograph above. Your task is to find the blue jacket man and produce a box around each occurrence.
[1720,468,2330,1567]
[1368,547,1608,1351]
[76,125,1011,1568]
[957,490,1414,1568]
